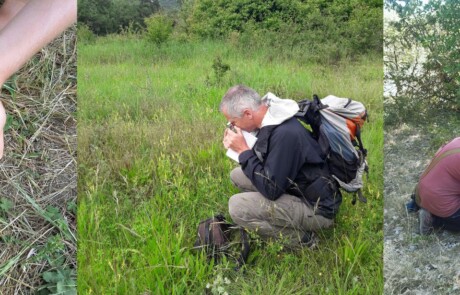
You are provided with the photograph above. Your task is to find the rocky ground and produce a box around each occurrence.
[384,124,460,294]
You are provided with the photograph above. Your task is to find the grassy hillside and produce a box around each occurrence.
[77,36,383,294]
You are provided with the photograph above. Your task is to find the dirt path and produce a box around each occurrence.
[384,124,460,294]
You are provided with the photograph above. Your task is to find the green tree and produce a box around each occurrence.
[78,0,114,35]
[78,0,160,35]
[385,0,460,108]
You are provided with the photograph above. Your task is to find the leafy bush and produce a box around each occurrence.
[211,56,230,84]
[385,0,460,110]
[144,13,174,46]
[181,0,382,57]
[77,23,96,45]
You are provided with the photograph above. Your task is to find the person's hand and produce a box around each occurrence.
[0,0,77,84]
[0,101,6,159]
[223,126,250,154]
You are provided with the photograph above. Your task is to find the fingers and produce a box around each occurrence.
[223,128,230,149]
[222,125,247,151]
[234,126,242,134]
[223,127,237,149]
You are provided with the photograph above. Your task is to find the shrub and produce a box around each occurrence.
[77,23,96,45]
[119,21,143,39]
[144,13,174,46]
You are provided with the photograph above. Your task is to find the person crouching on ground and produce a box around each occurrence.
[413,137,460,234]
[220,84,342,247]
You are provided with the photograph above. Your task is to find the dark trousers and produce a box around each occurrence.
[412,185,460,232]
[433,207,460,232]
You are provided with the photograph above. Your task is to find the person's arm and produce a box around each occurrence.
[239,127,306,200]
[0,0,77,85]
[0,0,28,31]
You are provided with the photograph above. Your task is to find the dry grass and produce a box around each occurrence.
[0,26,76,294]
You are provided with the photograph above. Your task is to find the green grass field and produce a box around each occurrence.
[77,36,383,294]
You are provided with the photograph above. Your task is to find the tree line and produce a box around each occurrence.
[78,0,162,35]
[78,0,382,56]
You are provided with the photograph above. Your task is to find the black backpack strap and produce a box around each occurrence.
[313,94,328,110]
[355,125,367,158]
[235,227,250,271]
[351,189,367,205]
[343,98,352,108]
[204,218,211,246]
[357,189,367,203]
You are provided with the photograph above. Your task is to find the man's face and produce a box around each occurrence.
[222,108,256,132]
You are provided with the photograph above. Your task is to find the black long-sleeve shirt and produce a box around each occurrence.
[238,117,341,218]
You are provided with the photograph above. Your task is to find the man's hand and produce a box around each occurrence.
[222,126,250,154]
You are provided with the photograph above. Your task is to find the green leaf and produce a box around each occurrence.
[0,198,13,212]
[43,270,65,283]
[55,279,77,295]
[66,201,77,214]
[2,80,16,96]
[44,206,62,221]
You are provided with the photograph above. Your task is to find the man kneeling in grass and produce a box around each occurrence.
[410,137,460,235]
[220,85,342,248]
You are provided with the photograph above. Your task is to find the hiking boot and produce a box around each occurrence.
[405,199,420,213]
[419,208,434,235]
[300,231,318,249]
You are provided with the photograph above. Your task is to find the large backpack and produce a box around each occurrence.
[296,94,368,204]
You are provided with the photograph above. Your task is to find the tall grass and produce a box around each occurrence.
[77,36,383,294]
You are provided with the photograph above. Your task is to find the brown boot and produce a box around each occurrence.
[419,208,434,235]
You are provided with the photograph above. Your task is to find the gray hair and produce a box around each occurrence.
[219,85,263,118]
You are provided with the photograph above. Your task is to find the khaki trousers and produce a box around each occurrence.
[228,167,333,244]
